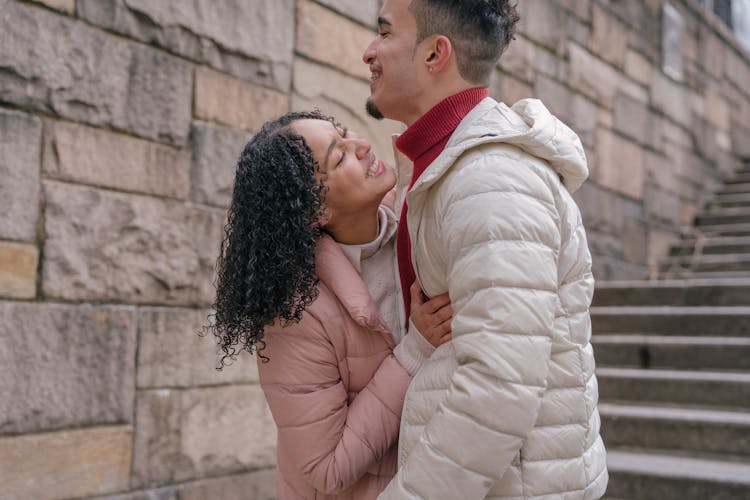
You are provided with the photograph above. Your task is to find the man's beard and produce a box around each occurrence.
[366,98,384,120]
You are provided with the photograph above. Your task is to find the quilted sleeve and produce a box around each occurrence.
[380,153,560,499]
[259,314,412,495]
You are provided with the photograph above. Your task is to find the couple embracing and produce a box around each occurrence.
[209,1,608,499]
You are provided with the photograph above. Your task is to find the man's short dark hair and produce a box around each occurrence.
[410,0,520,85]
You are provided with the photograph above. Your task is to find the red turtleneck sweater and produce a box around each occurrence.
[395,87,489,323]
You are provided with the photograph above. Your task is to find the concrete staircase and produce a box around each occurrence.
[593,163,750,499]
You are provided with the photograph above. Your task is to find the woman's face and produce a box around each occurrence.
[292,119,396,224]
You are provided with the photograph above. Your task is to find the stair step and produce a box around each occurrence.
[592,335,750,371]
[670,236,750,255]
[599,403,750,457]
[661,253,750,272]
[690,222,750,236]
[596,367,750,408]
[713,192,750,208]
[606,449,750,499]
[718,182,750,194]
[697,207,750,225]
[591,306,750,335]
[593,278,750,306]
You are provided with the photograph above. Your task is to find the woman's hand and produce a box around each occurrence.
[409,281,452,347]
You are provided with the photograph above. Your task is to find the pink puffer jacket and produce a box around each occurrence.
[257,233,412,500]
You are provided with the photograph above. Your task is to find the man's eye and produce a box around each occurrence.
[379,31,389,37]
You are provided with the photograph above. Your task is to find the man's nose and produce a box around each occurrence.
[352,137,371,159]
[363,39,377,64]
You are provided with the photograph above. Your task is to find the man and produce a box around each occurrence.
[362,1,608,498]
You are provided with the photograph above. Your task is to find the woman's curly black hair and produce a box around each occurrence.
[208,110,336,367]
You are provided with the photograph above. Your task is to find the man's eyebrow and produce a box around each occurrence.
[377,16,392,27]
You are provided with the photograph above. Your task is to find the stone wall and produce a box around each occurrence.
[1,0,750,499]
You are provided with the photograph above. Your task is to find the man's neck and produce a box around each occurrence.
[404,82,479,127]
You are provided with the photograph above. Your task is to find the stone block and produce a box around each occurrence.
[132,386,276,487]
[698,27,725,79]
[178,469,276,500]
[491,74,534,107]
[77,0,295,90]
[558,0,592,22]
[0,241,38,299]
[624,50,653,86]
[724,49,750,98]
[194,66,289,133]
[644,184,681,229]
[516,0,568,53]
[661,3,685,81]
[568,42,621,108]
[533,47,569,81]
[593,128,646,200]
[644,150,679,193]
[573,182,642,235]
[42,182,224,305]
[190,122,249,207]
[650,71,692,127]
[29,0,74,13]
[622,217,648,265]
[137,307,259,389]
[703,89,730,133]
[613,93,656,147]
[590,4,628,67]
[690,116,720,162]
[731,123,750,159]
[89,488,177,500]
[534,75,597,147]
[0,302,136,433]
[649,229,677,272]
[315,0,380,27]
[0,2,192,145]
[291,58,403,164]
[498,35,536,83]
[43,120,190,199]
[0,108,41,242]
[0,426,132,500]
[296,0,374,80]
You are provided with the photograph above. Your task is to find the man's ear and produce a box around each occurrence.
[424,35,453,73]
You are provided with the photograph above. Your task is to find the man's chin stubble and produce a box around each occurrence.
[366,98,384,120]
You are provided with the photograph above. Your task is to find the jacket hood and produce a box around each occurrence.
[413,97,589,194]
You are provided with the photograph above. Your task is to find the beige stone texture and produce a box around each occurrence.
[650,71,692,127]
[0,425,132,500]
[296,0,373,81]
[190,121,250,207]
[178,469,277,500]
[704,89,731,132]
[680,201,698,226]
[590,4,628,67]
[499,35,537,83]
[534,75,598,147]
[598,109,614,128]
[30,0,74,12]
[315,0,380,26]
[132,386,276,486]
[558,0,592,21]
[622,218,648,264]
[624,50,654,86]
[292,57,403,164]
[43,120,190,199]
[593,128,645,200]
[645,151,679,193]
[42,182,223,305]
[492,74,535,107]
[699,28,725,79]
[194,66,289,132]
[1,302,136,434]
[0,241,37,299]
[568,42,621,107]
[648,228,676,274]
[137,307,259,389]
[517,0,568,53]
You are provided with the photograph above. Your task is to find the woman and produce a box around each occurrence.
[209,110,451,499]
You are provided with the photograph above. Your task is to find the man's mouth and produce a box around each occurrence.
[366,157,381,178]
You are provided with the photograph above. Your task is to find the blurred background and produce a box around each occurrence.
[1,0,749,498]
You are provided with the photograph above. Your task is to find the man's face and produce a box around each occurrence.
[362,0,425,125]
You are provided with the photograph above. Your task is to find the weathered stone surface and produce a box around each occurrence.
[574,182,643,236]
[316,0,380,27]
[622,217,648,264]
[558,0,592,22]
[613,93,657,147]
[43,120,190,199]
[194,66,289,133]
[190,122,249,207]
[731,123,750,159]
[704,89,730,132]
[491,73,534,106]
[534,75,598,147]
[132,386,276,486]
[178,469,276,500]
[29,0,74,13]
[625,49,654,85]
[594,128,646,200]
[590,4,628,67]
[568,42,621,107]
[644,184,681,229]
[77,0,294,91]
[0,108,41,242]
[296,0,373,80]
[661,2,685,81]
[0,2,192,145]
[650,72,692,127]
[0,302,136,433]
[516,0,569,53]
[292,58,403,164]
[42,182,223,305]
[644,150,679,193]
[698,26,724,79]
[137,307,259,389]
[499,35,537,83]
[0,241,37,299]
[0,425,132,500]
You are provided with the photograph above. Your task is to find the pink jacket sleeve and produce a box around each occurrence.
[259,315,412,495]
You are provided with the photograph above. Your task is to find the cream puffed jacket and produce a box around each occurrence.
[380,98,608,499]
